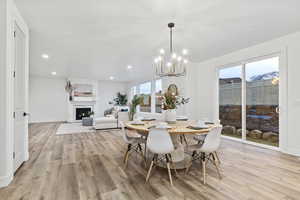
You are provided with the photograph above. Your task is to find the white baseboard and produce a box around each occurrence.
[0,175,13,188]
[281,147,300,157]
[29,120,66,124]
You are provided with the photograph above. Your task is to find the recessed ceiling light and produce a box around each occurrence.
[42,54,49,59]
[127,65,133,69]
[109,76,115,80]
[51,71,57,75]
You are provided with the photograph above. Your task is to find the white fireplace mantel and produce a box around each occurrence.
[67,78,98,122]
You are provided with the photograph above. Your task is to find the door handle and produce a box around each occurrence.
[275,107,279,114]
[23,112,30,117]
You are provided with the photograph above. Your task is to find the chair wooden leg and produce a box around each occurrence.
[166,162,173,186]
[146,154,156,183]
[212,153,222,180]
[123,144,132,168]
[202,153,206,184]
[214,151,221,164]
[185,151,197,175]
[165,154,173,186]
[137,144,147,166]
[124,152,131,169]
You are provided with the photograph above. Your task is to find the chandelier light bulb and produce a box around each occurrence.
[182,49,188,55]
[183,59,188,64]
[167,62,172,67]
[177,56,182,61]
[172,53,177,59]
[159,49,165,54]
[154,58,158,63]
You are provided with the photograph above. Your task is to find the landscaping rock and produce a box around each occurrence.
[249,130,263,139]
[236,129,249,136]
[222,125,236,135]
[262,132,275,140]
[262,132,279,143]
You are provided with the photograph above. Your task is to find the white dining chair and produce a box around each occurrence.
[193,120,222,164]
[186,125,223,184]
[120,121,146,168]
[145,128,177,186]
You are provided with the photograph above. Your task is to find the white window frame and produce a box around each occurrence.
[216,52,287,151]
[136,79,162,114]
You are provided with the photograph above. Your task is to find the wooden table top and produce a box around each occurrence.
[125,120,216,135]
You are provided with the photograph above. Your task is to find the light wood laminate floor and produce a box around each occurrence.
[1,122,300,200]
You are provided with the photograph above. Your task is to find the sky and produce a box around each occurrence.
[219,57,279,80]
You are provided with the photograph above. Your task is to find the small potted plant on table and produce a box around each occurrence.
[162,91,189,124]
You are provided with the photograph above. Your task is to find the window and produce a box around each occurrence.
[218,56,279,147]
[134,79,163,113]
[132,86,137,96]
[139,82,152,112]
[129,86,137,101]
[155,79,162,113]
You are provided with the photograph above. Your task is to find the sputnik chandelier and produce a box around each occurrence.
[154,22,188,77]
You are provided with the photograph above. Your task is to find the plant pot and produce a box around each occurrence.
[82,117,93,126]
[165,109,176,124]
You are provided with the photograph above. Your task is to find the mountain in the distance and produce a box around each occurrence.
[250,71,279,81]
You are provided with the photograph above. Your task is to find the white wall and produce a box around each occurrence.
[29,77,127,121]
[29,76,68,123]
[192,31,300,156]
[96,80,126,117]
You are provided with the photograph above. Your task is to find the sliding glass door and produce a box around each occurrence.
[245,57,279,147]
[219,66,242,139]
[219,56,279,147]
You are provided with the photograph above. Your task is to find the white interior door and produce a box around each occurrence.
[13,23,27,171]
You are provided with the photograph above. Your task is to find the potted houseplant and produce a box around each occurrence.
[129,95,143,121]
[81,111,94,126]
[113,92,128,106]
[162,91,189,124]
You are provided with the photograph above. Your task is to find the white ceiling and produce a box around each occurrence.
[15,0,300,82]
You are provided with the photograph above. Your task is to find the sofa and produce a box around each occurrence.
[94,111,129,130]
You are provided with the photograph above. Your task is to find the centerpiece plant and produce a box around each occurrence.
[161,91,189,123]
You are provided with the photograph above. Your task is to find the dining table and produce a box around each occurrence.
[125,120,217,169]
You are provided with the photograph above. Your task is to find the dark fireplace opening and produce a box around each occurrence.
[76,107,92,120]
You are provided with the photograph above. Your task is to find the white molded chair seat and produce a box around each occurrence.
[147,128,174,154]
[120,121,146,168]
[146,128,176,186]
[186,125,223,184]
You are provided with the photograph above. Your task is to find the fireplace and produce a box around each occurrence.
[68,101,95,122]
[75,107,92,120]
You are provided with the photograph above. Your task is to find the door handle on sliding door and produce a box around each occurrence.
[23,112,30,117]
